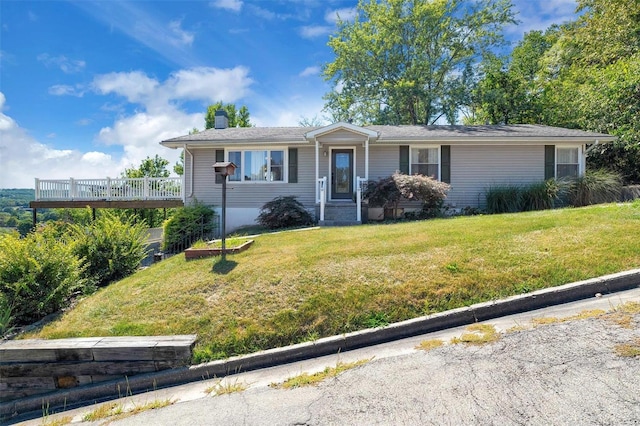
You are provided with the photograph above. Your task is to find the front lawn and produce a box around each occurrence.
[29,202,640,362]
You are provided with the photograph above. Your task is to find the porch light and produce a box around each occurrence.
[213,162,237,261]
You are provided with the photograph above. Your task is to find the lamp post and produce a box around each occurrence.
[212,162,236,261]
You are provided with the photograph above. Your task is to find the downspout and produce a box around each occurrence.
[184,144,194,199]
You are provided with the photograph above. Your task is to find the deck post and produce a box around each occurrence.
[34,178,40,200]
[106,177,112,201]
[144,176,149,199]
[32,208,37,230]
[70,178,76,199]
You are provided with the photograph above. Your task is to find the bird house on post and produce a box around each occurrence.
[212,162,236,261]
[212,162,236,177]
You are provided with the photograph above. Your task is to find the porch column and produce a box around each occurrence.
[315,138,319,202]
[365,136,370,180]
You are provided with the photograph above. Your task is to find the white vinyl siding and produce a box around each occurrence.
[447,145,545,208]
[186,146,316,209]
[368,146,399,181]
[556,147,580,178]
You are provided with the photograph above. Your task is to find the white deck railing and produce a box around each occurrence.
[34,177,183,201]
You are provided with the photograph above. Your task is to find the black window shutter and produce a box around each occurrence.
[544,145,555,180]
[441,145,451,183]
[288,148,298,183]
[399,146,409,174]
[215,149,225,184]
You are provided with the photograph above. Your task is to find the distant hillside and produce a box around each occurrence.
[0,189,34,209]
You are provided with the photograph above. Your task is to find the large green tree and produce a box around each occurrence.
[469,28,559,124]
[540,0,640,183]
[122,155,170,178]
[205,102,251,129]
[322,0,516,125]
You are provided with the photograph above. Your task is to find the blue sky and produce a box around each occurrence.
[0,0,578,188]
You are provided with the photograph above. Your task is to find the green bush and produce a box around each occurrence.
[362,176,402,209]
[393,173,451,210]
[257,196,315,229]
[68,210,149,288]
[163,203,217,253]
[559,170,623,207]
[363,173,451,218]
[0,226,84,326]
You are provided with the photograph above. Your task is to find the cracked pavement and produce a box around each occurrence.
[22,288,640,426]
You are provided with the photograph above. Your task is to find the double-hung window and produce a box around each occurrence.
[410,147,439,180]
[228,149,285,182]
[556,147,579,178]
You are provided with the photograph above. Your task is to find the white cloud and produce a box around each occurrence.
[1,62,255,188]
[210,0,243,13]
[299,66,320,77]
[90,66,253,168]
[48,84,84,97]
[82,151,113,165]
[71,2,199,67]
[300,25,332,39]
[167,66,253,103]
[168,20,194,46]
[93,71,160,103]
[0,92,125,188]
[37,53,86,73]
[325,7,357,24]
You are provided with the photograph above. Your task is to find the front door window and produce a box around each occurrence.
[332,150,353,199]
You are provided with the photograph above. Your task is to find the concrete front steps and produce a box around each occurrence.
[318,203,362,227]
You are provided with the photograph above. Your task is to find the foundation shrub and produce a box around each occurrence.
[257,196,315,229]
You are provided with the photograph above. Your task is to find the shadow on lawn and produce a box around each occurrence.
[211,258,238,274]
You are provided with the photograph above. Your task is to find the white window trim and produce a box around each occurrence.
[225,146,288,183]
[409,145,441,180]
[555,145,584,178]
[328,146,357,201]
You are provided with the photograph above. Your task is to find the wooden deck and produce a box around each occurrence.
[0,335,196,402]
[31,177,184,209]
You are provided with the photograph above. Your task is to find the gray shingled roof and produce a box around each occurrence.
[161,124,614,146]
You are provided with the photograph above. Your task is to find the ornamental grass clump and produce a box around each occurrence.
[559,169,623,207]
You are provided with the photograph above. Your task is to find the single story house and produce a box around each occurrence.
[160,116,615,231]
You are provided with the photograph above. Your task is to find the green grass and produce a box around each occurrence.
[26,202,640,362]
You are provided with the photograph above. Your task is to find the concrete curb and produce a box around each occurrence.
[3,268,639,422]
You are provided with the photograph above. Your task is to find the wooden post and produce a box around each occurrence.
[32,208,37,230]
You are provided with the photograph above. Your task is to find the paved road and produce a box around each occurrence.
[29,288,640,426]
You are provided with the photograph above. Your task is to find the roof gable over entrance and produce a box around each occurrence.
[304,122,379,143]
